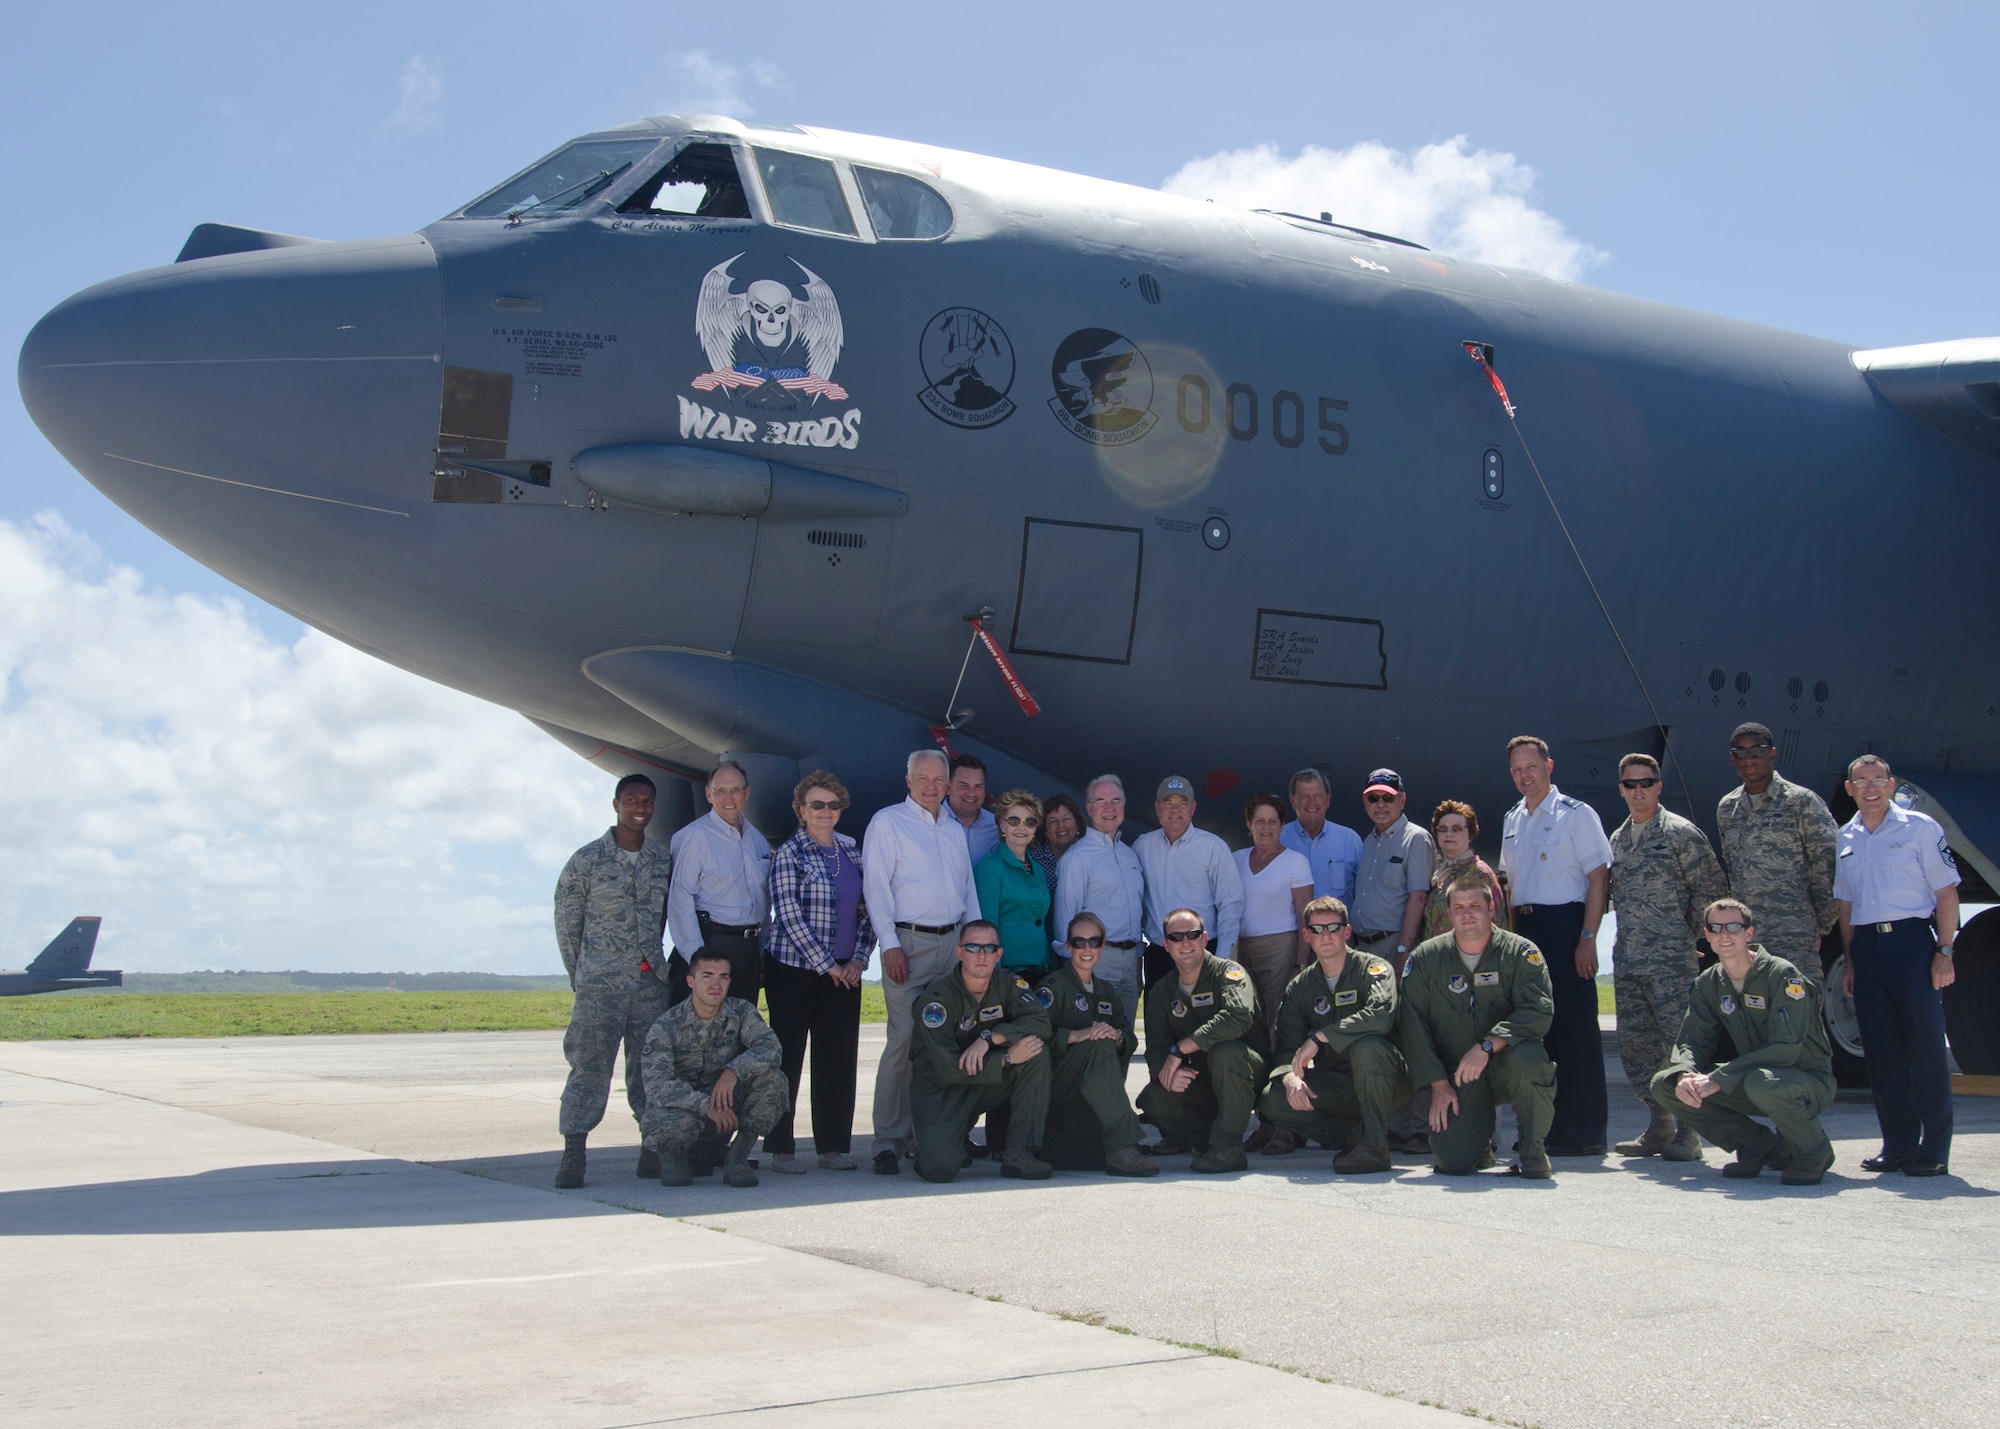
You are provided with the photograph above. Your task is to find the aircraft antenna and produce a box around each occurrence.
[1461,342,1697,817]
[941,610,988,725]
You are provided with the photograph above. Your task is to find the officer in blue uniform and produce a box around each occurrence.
[1834,755,1961,1177]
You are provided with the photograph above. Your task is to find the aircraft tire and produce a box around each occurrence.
[1942,906,2000,1077]
[1820,934,1869,1089]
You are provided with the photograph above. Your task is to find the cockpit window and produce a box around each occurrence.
[755,149,858,237]
[459,137,663,220]
[854,167,953,240]
[619,142,752,219]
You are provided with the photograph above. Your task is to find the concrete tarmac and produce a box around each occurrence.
[2,1028,1995,1428]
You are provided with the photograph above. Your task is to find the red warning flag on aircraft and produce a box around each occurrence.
[927,724,959,758]
[1463,341,1516,418]
[969,618,1042,717]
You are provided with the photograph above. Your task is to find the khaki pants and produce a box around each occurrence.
[1235,930,1299,1054]
[870,928,957,1158]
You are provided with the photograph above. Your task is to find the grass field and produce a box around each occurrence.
[0,985,892,1040]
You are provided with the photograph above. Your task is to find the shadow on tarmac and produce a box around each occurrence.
[0,1157,628,1235]
[1621,1157,2000,1199]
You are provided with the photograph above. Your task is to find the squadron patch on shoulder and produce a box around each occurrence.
[1225,965,1248,981]
[1014,976,1031,989]
[922,1002,947,1029]
[1720,994,1737,1016]
[1745,993,1768,1010]
[1035,986,1055,1008]
[1335,989,1359,1007]
[1525,950,1545,966]
[1370,962,1390,977]
[1785,977,1807,1000]
[1313,996,1333,1015]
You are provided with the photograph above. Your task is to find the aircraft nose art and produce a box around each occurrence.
[17,236,442,597]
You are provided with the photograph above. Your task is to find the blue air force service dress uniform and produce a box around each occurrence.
[1834,805,1961,1166]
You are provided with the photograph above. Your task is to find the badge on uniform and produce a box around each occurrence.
[1370,962,1390,977]
[1448,975,1469,994]
[1313,996,1332,1015]
[1525,950,1545,966]
[1475,971,1500,987]
[958,1013,976,1032]
[1014,976,1031,990]
[922,1002,947,1028]
[1035,986,1055,1009]
[1335,989,1359,1007]
[1785,977,1806,1000]
[1192,991,1215,1007]
[1720,994,1736,1015]
[979,1004,1003,1021]
[1225,966,1247,981]
[1170,998,1189,1018]
[1745,993,1767,1010]
[1097,1000,1115,1017]
[1074,993,1090,1012]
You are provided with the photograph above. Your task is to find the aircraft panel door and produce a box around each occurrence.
[740,516,894,648]
[1010,518,1142,665]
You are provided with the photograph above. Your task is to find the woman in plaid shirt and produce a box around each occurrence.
[762,770,875,1173]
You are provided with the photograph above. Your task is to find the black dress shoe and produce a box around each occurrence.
[872,1150,902,1176]
[1860,1154,1913,1173]
[1903,1160,1948,1177]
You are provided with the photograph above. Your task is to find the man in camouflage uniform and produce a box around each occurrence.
[1717,722,1838,986]
[640,948,788,1187]
[1257,896,1410,1173]
[1137,908,1264,1174]
[553,774,675,1189]
[1607,753,1727,1161]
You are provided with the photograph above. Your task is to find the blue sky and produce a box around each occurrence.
[3,1,1995,970]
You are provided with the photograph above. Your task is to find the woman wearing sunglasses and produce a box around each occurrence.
[974,789,1055,980]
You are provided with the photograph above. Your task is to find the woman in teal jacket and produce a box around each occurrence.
[975,789,1053,980]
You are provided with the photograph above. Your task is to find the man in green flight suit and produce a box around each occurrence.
[1137,907,1264,1173]
[909,919,1055,1184]
[1650,897,1837,1184]
[1036,912,1159,1176]
[1399,874,1558,1178]
[1257,896,1411,1173]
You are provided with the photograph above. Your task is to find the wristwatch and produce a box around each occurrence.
[1395,944,1408,955]
[979,1028,996,1043]
[1938,942,1955,957]
[1479,1037,1496,1054]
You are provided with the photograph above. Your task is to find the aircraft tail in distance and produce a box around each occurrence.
[27,917,102,978]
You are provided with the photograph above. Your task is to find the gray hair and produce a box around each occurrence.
[707,759,749,790]
[1288,767,1331,797]
[906,748,949,778]
[1086,773,1125,800]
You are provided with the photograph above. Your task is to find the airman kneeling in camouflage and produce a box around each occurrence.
[1399,875,1557,1178]
[1035,913,1158,1177]
[1137,908,1264,1174]
[910,921,1055,1183]
[640,949,788,1188]
[1257,896,1411,1174]
[1650,898,1837,1185]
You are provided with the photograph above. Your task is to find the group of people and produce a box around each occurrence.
[549,721,1963,1191]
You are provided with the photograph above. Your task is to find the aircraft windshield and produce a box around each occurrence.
[755,149,857,237]
[854,167,952,240]
[459,137,664,220]
[619,142,752,219]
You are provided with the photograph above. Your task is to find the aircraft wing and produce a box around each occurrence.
[1852,338,2000,463]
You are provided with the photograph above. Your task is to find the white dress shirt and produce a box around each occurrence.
[861,796,980,947]
[1500,785,1613,906]
[666,809,773,952]
[1134,825,1245,957]
[1053,827,1146,954]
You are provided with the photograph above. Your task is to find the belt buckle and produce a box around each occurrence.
[1875,922,1894,934]
[1515,904,1535,916]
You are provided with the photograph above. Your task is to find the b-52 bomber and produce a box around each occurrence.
[1,918,120,996]
[17,114,2000,1069]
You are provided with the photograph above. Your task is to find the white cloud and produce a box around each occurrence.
[0,514,607,974]
[382,56,444,135]
[661,49,783,117]
[1162,137,1606,282]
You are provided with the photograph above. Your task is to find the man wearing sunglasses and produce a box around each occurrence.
[1257,897,1409,1173]
[1351,768,1434,976]
[1834,755,1960,1177]
[908,920,1054,1183]
[1717,722,1839,989]
[1607,753,1726,1162]
[1034,912,1159,1176]
[1137,908,1263,1172]
[1650,898,1837,1185]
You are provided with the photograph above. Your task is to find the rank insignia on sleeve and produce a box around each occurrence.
[922,1002,947,1028]
[1720,994,1736,1015]
[1784,978,1806,1000]
[1035,986,1054,1008]
[1313,996,1332,1015]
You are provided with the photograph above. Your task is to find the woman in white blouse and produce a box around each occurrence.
[1232,792,1315,1052]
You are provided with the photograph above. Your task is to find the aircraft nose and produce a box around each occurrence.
[17,235,442,581]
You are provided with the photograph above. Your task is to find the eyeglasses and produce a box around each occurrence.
[1365,792,1399,805]
[1850,776,1894,789]
[1303,920,1348,935]
[802,799,842,812]
[1162,928,1206,944]
[1002,814,1040,828]
[1728,744,1775,759]
[1702,921,1750,935]
[1619,777,1660,790]
[1087,796,1124,807]
[1067,935,1105,949]
[960,942,1003,956]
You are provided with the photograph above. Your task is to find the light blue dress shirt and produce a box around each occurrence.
[1280,818,1364,903]
[1134,825,1245,958]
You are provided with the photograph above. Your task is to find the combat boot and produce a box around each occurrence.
[1512,1152,1553,1179]
[1781,1145,1835,1186]
[999,1146,1053,1180]
[1661,1122,1704,1162]
[635,1146,660,1179]
[1723,1135,1788,1179]
[723,1130,760,1188]
[1614,1105,1677,1157]
[1191,1144,1249,1174]
[1104,1145,1159,1178]
[1333,1144,1394,1175]
[553,1134,586,1189]
[658,1147,693,1187]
